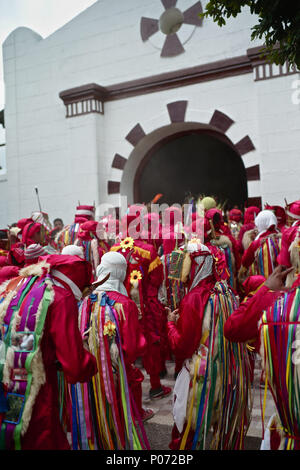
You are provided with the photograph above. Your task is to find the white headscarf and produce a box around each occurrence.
[61,244,85,259]
[95,251,128,296]
[187,241,213,291]
[254,210,277,240]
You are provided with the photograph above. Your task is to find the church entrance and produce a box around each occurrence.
[133,127,248,209]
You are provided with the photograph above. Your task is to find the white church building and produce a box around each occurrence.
[0,0,299,226]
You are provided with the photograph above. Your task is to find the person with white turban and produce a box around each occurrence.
[166,241,252,450]
[91,252,153,423]
[61,244,85,259]
[238,209,281,283]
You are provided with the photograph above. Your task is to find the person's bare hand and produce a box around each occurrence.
[82,286,93,298]
[165,307,179,322]
[264,265,295,291]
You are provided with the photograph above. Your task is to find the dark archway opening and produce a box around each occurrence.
[135,130,248,209]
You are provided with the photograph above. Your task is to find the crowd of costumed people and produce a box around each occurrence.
[0,194,299,451]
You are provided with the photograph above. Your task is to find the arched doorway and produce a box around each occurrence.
[134,127,247,209]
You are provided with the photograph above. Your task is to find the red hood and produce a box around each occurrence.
[41,254,92,291]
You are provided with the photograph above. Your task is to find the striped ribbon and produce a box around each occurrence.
[69,292,149,450]
[179,281,252,450]
[259,286,300,450]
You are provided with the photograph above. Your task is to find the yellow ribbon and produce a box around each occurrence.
[263,242,269,278]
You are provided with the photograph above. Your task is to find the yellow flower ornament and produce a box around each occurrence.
[103,320,116,337]
[190,237,202,245]
[120,237,134,252]
[130,270,142,287]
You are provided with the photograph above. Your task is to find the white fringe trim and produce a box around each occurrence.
[242,229,256,251]
[286,236,300,287]
[213,235,232,249]
[19,261,51,278]
[0,288,17,325]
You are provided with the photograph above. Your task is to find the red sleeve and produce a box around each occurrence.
[49,288,98,384]
[148,245,164,286]
[118,299,147,364]
[231,235,241,271]
[241,240,258,270]
[224,286,277,345]
[167,295,203,361]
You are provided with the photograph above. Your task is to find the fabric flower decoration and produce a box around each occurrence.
[190,237,201,245]
[130,270,142,288]
[120,237,134,252]
[103,320,116,337]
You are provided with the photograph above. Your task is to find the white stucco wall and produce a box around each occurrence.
[0,0,299,226]
[254,74,300,207]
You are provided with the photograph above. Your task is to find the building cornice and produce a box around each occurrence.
[59,46,299,117]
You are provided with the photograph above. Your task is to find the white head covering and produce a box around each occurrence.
[254,210,277,240]
[9,227,21,238]
[95,251,128,296]
[187,241,213,291]
[61,245,85,259]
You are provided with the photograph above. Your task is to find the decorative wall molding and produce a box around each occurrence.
[235,135,255,157]
[112,154,127,170]
[59,46,299,117]
[59,83,107,118]
[167,100,188,122]
[107,181,121,195]
[254,61,298,81]
[246,164,260,181]
[125,124,146,147]
[209,110,234,133]
[247,46,299,82]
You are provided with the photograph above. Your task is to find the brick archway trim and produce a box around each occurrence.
[108,101,259,202]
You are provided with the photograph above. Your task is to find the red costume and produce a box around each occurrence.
[111,213,170,398]
[56,204,95,251]
[101,290,147,417]
[0,255,98,450]
[237,206,260,254]
[239,209,281,282]
[205,208,240,289]
[0,266,19,284]
[224,274,300,451]
[277,223,300,268]
[75,220,109,279]
[276,200,300,279]
[265,204,288,233]
[224,284,276,350]
[240,226,280,274]
[228,208,243,240]
[21,221,44,247]
[167,242,251,450]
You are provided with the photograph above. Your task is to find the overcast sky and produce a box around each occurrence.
[0,0,97,112]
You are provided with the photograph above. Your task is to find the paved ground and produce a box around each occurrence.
[140,356,276,451]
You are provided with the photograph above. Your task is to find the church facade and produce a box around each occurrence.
[1,0,299,226]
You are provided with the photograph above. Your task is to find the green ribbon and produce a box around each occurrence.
[13,283,52,450]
